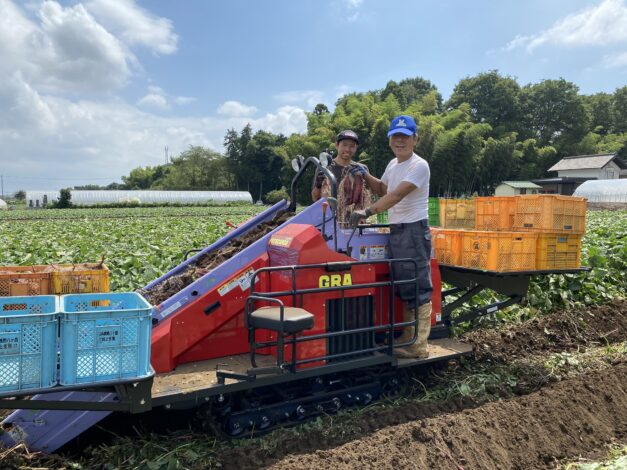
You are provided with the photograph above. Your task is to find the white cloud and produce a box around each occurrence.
[137,92,169,109]
[0,0,134,93]
[252,106,308,136]
[84,0,177,55]
[603,51,627,68]
[217,100,258,117]
[137,86,197,109]
[504,0,627,52]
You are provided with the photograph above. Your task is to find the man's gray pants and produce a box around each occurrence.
[388,219,432,309]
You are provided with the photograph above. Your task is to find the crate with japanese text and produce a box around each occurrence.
[0,296,58,392]
[536,233,582,270]
[59,292,152,385]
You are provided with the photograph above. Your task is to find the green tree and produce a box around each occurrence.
[612,86,627,133]
[514,139,557,180]
[380,77,441,110]
[446,71,522,135]
[55,188,73,209]
[430,123,490,196]
[224,124,254,191]
[520,78,588,148]
[477,134,518,194]
[122,166,166,189]
[14,190,26,201]
[582,92,613,135]
[157,146,224,190]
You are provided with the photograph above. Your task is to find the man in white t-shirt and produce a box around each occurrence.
[350,115,432,358]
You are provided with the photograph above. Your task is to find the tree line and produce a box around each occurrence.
[89,72,627,201]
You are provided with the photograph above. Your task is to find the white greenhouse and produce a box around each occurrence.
[573,179,627,203]
[25,190,253,208]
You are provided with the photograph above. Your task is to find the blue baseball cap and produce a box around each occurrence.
[387,115,417,137]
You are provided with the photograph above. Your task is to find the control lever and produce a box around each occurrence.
[326,197,339,252]
[321,201,329,240]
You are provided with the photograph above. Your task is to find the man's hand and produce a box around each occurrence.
[350,165,368,178]
[349,207,372,228]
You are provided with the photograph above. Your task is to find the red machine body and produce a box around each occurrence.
[151,222,443,373]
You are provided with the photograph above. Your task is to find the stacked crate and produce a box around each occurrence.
[432,195,586,272]
[513,195,586,270]
[0,263,109,297]
[0,262,152,392]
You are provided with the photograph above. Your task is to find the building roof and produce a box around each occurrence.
[548,153,627,172]
[498,181,542,189]
[532,177,591,184]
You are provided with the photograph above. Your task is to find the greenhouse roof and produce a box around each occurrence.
[574,179,627,203]
[548,153,626,171]
[499,181,542,189]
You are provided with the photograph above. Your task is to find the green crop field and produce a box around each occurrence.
[0,207,625,317]
[0,206,265,292]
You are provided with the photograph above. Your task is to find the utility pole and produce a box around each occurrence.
[1,174,3,199]
[164,146,169,165]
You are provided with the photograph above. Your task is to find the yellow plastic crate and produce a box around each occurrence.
[431,228,463,266]
[461,231,537,272]
[439,199,476,229]
[50,264,110,295]
[0,265,51,296]
[475,196,516,231]
[536,233,582,270]
[513,195,586,234]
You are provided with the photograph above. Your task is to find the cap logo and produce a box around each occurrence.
[396,118,407,127]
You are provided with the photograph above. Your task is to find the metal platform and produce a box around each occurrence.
[151,338,472,408]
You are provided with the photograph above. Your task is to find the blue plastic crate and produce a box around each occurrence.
[0,296,58,392]
[60,292,152,385]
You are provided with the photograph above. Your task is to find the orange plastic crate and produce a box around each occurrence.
[0,265,51,296]
[431,228,463,266]
[536,234,582,270]
[475,196,516,231]
[50,263,110,294]
[461,231,537,272]
[513,195,586,234]
[439,199,476,229]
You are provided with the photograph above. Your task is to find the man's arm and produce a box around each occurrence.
[368,181,416,214]
[363,173,387,197]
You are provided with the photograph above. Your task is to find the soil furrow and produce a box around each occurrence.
[268,363,627,470]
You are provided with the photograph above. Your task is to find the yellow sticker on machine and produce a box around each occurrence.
[269,236,292,247]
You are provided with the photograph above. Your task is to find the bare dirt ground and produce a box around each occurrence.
[267,364,627,470]
[221,299,627,470]
[1,300,625,469]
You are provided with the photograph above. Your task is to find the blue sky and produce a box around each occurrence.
[1,0,626,194]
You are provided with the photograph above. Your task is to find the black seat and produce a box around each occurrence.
[249,307,314,333]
